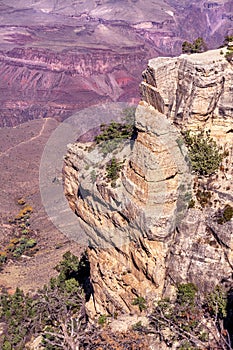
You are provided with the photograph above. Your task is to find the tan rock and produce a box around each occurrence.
[64,48,232,318]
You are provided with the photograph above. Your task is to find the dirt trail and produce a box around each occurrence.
[0,118,81,293]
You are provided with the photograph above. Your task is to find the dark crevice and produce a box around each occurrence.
[224,288,233,347]
[77,187,84,199]
[77,251,94,303]
[128,160,145,179]
[130,251,140,271]
[138,236,151,257]
[207,225,230,249]
[158,172,177,182]
[118,211,130,224]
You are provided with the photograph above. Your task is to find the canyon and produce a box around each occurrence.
[0,0,232,339]
[0,0,232,126]
[0,1,232,348]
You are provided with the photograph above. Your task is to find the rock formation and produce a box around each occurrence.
[141,48,233,145]
[64,47,233,318]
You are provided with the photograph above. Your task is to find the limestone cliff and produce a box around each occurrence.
[141,48,233,145]
[63,47,233,318]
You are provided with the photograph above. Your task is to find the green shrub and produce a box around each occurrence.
[224,35,233,46]
[55,250,80,283]
[149,283,231,349]
[225,50,233,62]
[94,107,136,155]
[98,314,107,325]
[217,204,233,224]
[183,130,224,175]
[177,283,198,307]
[106,157,122,183]
[25,238,37,249]
[182,37,207,54]
[178,341,197,350]
[206,285,227,318]
[196,189,212,207]
[132,296,147,312]
[8,237,37,258]
[0,252,85,350]
[2,340,12,350]
[21,229,29,235]
[223,204,233,221]
[90,170,97,183]
[95,121,134,144]
[132,321,143,331]
[188,199,195,208]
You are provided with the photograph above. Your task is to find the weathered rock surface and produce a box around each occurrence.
[64,102,191,314]
[141,48,233,137]
[64,48,233,317]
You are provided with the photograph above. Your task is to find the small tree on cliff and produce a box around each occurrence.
[183,130,224,176]
[224,35,233,46]
[182,37,207,54]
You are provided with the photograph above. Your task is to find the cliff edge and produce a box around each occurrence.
[63,47,233,318]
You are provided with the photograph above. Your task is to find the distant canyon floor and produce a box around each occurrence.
[0,118,82,293]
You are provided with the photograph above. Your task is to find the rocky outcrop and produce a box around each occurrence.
[64,102,191,315]
[64,48,233,318]
[141,48,233,142]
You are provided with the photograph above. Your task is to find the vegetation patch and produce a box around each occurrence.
[0,252,87,350]
[196,189,212,207]
[177,283,198,308]
[225,50,233,63]
[0,202,37,270]
[132,296,147,312]
[149,283,231,349]
[182,37,207,54]
[94,107,136,156]
[98,314,108,326]
[95,121,134,144]
[188,199,195,209]
[224,35,233,63]
[216,204,233,224]
[106,157,123,187]
[183,130,224,176]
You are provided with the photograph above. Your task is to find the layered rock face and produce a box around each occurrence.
[64,103,191,315]
[141,48,233,145]
[141,48,233,295]
[0,48,144,127]
[64,48,233,317]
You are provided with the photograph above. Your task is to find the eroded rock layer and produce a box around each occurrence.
[64,48,233,317]
[141,48,233,145]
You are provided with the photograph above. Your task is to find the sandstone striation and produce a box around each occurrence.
[141,48,233,145]
[64,48,233,318]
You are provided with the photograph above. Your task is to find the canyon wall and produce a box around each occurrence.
[64,48,233,317]
[0,48,145,127]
